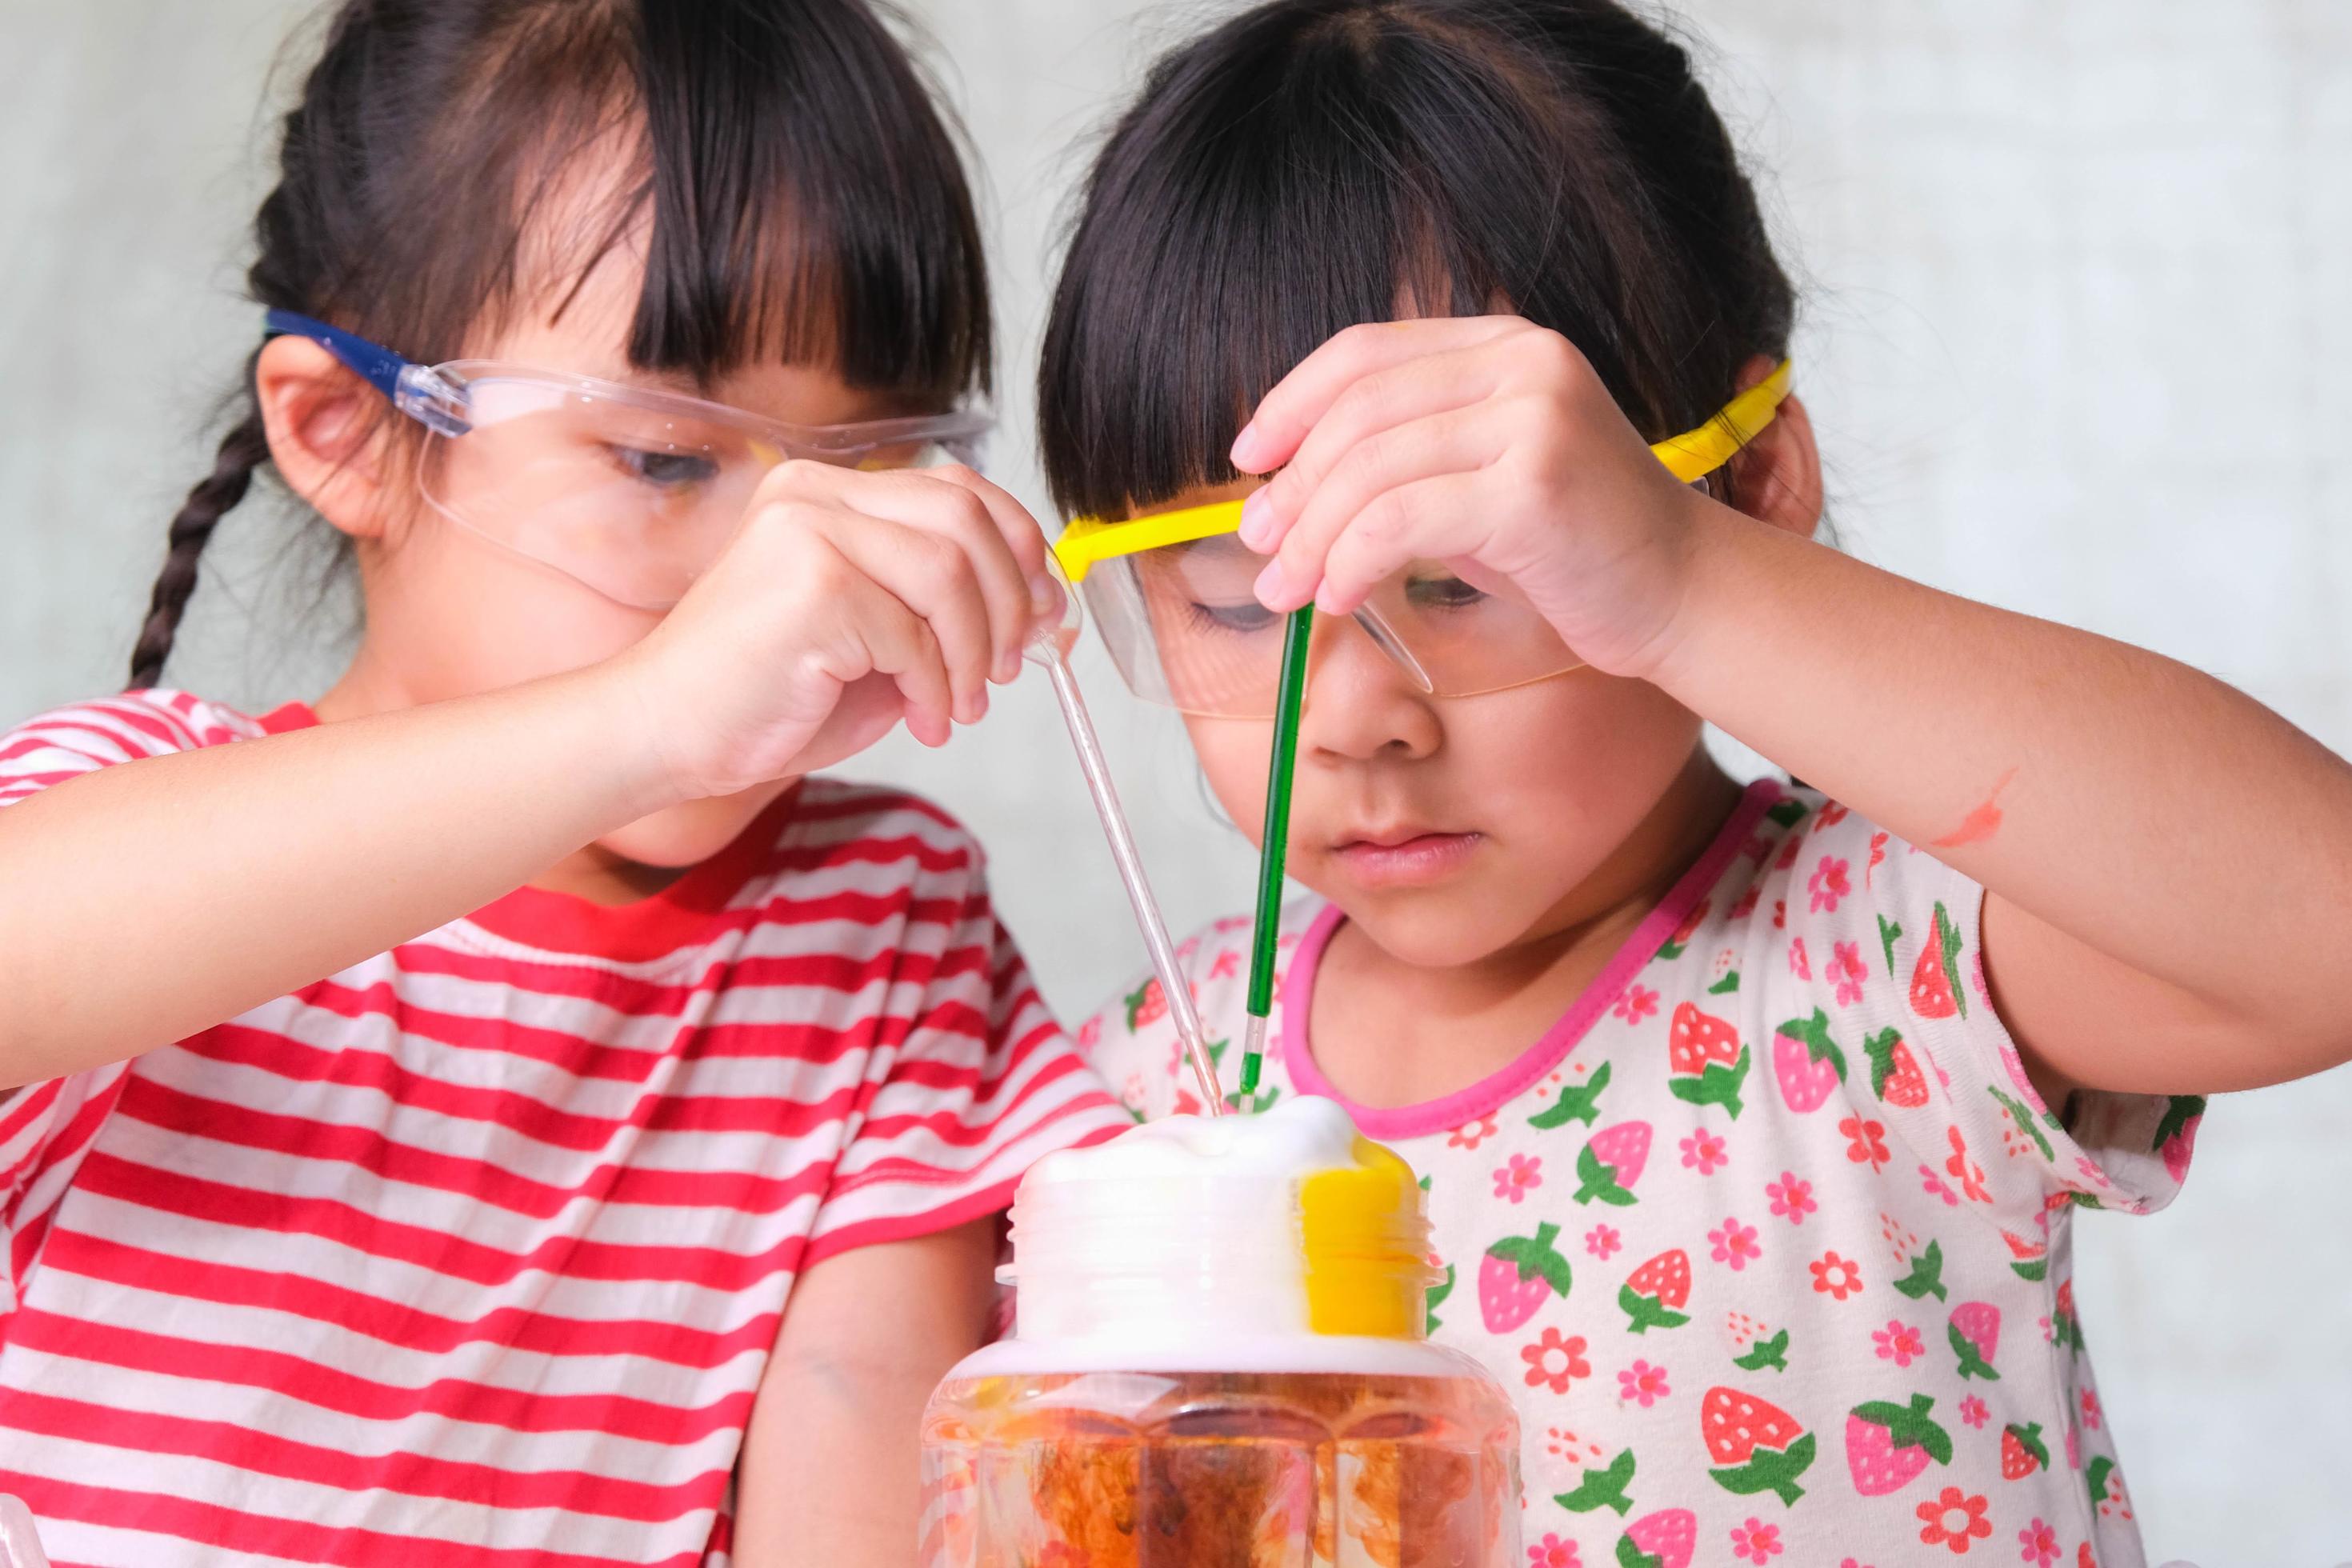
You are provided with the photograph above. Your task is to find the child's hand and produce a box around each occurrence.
[614,461,1057,800]
[1229,316,1706,678]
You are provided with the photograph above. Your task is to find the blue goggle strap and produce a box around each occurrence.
[262,309,471,437]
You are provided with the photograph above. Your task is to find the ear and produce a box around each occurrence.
[253,335,401,541]
[1723,353,1822,540]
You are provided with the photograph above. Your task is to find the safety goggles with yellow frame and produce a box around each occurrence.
[1051,362,1792,718]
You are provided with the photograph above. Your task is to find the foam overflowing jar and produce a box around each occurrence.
[919,1097,1521,1566]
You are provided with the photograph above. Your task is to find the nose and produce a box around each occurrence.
[1298,614,1442,762]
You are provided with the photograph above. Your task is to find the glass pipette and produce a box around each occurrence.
[1026,578,1226,1114]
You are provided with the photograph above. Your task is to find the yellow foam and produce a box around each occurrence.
[1299,1135,1424,1338]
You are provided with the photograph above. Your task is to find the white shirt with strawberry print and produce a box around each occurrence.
[1080,780,2194,1568]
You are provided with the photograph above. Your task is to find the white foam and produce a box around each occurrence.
[1005,1096,1388,1345]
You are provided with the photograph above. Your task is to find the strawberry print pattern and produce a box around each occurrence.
[1081,782,2187,1566]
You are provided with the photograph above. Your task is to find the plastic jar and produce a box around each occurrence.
[918,1097,1520,1566]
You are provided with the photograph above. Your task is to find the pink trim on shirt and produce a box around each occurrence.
[1279,777,1785,1140]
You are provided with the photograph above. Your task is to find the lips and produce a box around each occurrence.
[1327,827,1484,888]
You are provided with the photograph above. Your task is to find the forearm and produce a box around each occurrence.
[0,664,675,1087]
[1652,500,2352,1058]
[731,1222,996,1568]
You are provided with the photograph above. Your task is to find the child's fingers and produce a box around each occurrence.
[784,463,1038,692]
[1254,406,1505,612]
[1310,472,1500,616]
[919,465,1066,675]
[1242,341,1508,554]
[1229,316,1526,475]
[818,510,1000,726]
[819,564,956,747]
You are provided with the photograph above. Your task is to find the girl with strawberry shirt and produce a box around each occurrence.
[1048,2,2352,1564]
[0,3,1132,1563]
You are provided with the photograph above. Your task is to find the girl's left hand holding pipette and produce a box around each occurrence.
[1231,314,2352,1105]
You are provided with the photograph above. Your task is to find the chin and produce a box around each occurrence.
[1326,885,1534,970]
[593,786,790,870]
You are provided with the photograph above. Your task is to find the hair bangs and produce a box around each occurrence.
[622,0,990,402]
[1040,1,1792,522]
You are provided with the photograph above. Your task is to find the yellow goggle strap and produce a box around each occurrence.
[1054,358,1792,582]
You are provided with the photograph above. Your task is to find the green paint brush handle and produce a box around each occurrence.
[1246,606,1314,1021]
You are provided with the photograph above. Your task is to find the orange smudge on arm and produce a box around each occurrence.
[1932,766,2017,849]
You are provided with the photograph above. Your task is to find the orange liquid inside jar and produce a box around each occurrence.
[918,1100,1520,1568]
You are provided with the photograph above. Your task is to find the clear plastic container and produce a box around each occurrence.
[919,1099,1519,1567]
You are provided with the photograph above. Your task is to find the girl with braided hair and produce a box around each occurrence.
[0,3,1128,1562]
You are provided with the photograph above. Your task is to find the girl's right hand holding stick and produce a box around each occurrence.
[0,459,1051,1089]
[1234,315,2352,1106]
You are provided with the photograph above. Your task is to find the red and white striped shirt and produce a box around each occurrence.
[0,690,1129,1568]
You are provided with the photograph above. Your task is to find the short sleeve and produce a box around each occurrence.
[806,848,1130,1262]
[0,691,257,1302]
[1771,798,2192,1225]
[0,689,254,808]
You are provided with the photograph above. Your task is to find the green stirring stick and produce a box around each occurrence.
[1235,605,1314,1110]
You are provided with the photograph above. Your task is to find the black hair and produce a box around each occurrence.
[1038,0,1794,522]
[130,0,991,689]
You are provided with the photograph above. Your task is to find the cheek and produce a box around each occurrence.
[1181,718,1276,846]
[1459,675,1702,844]
[375,517,662,694]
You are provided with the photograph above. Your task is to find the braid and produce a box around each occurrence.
[127,410,273,690]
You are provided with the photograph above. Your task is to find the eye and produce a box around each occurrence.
[609,446,719,487]
[1186,599,1280,635]
[1404,574,1487,610]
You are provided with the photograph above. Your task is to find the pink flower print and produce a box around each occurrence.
[1918,1165,1962,1206]
[1840,1114,1891,1172]
[1678,1129,1730,1176]
[1958,1394,1990,1430]
[1810,1250,1862,1301]
[1520,1327,1590,1394]
[1830,940,1867,1006]
[1209,947,1241,980]
[1808,855,1851,914]
[1494,1154,1542,1203]
[1708,1218,1761,1271]
[2018,1520,2059,1568]
[1818,800,1851,828]
[1788,937,1811,979]
[2081,1389,2102,1430]
[1873,1318,1926,1368]
[1766,1170,1816,1225]
[1946,1126,1993,1205]
[1612,983,1659,1025]
[1119,1074,1149,1113]
[1841,1561,1875,1568]
[1585,1223,1622,1261]
[2074,1154,2113,1190]
[1448,1115,1498,1151]
[1076,1016,1103,1050]
[1867,829,1889,886]
[1617,1359,1670,1408]
[1527,1534,1579,1568]
[1730,881,1762,920]
[1730,1518,1783,1565]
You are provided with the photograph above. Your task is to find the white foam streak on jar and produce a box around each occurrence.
[1002,1097,1431,1348]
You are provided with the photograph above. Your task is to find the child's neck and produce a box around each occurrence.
[1306,753,1743,1110]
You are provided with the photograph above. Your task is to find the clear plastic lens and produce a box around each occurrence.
[1078,535,1582,718]
[417,367,988,610]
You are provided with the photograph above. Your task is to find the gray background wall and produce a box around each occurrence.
[3,1,2348,1560]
